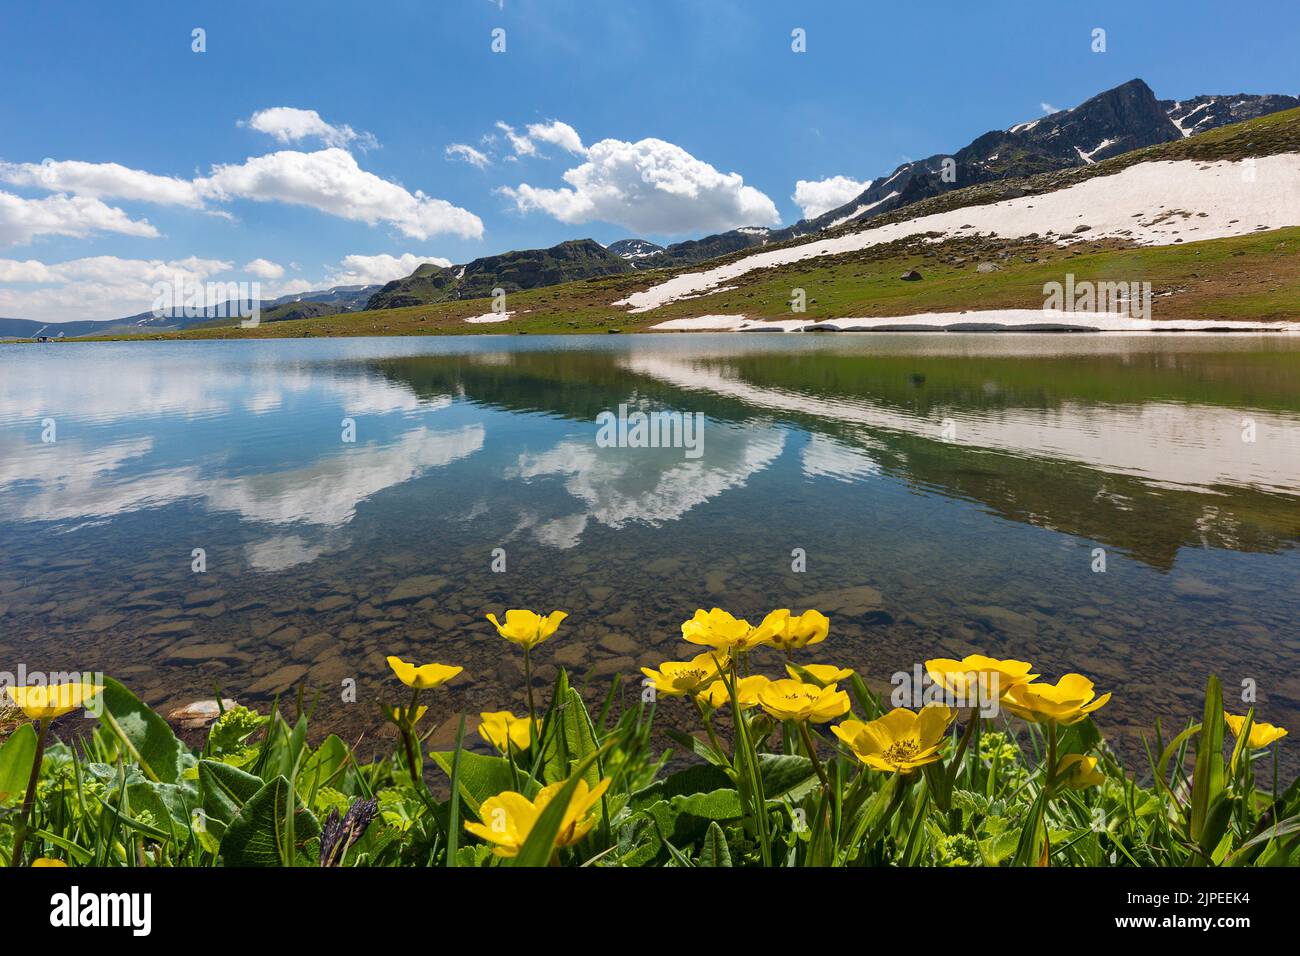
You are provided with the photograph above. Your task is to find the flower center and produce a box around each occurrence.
[882,738,920,766]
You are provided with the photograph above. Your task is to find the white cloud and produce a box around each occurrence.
[3,137,479,243]
[1041,101,1061,114]
[502,137,779,235]
[0,254,233,322]
[0,247,457,321]
[0,159,203,207]
[196,148,483,240]
[525,120,586,156]
[792,175,872,219]
[496,122,537,157]
[445,143,491,168]
[325,252,451,286]
[0,190,159,246]
[243,258,285,279]
[242,107,377,149]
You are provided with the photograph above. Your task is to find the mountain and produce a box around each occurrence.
[266,284,380,312]
[0,283,382,339]
[365,239,634,310]
[623,79,1299,270]
[1162,93,1300,138]
[607,238,665,261]
[0,304,258,339]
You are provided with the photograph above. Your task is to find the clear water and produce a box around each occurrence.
[1,335,1297,763]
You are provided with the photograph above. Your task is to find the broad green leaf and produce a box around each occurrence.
[758,753,818,802]
[199,758,264,828]
[0,722,37,804]
[670,788,742,821]
[430,750,519,815]
[698,820,732,867]
[629,763,732,810]
[297,734,350,795]
[542,686,601,788]
[219,774,320,866]
[98,676,188,783]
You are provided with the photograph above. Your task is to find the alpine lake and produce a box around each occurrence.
[1,333,1297,768]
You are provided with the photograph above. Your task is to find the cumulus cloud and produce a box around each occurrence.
[0,246,459,321]
[0,190,159,246]
[445,143,490,168]
[324,252,451,286]
[501,136,779,235]
[196,148,483,240]
[0,254,234,322]
[0,159,203,207]
[792,175,872,219]
[525,120,586,156]
[243,258,285,279]
[496,122,537,157]
[242,107,377,149]
[3,135,479,243]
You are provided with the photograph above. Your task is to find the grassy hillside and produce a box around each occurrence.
[102,226,1299,339]
[365,238,633,310]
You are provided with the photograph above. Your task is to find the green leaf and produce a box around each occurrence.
[445,715,467,867]
[199,758,264,829]
[628,763,732,810]
[698,821,732,867]
[542,686,601,788]
[430,750,519,815]
[511,752,601,867]
[758,753,818,802]
[98,676,188,784]
[297,734,351,797]
[219,774,320,866]
[0,722,36,804]
[1190,675,1226,845]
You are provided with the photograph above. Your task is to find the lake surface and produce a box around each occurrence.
[1,335,1298,764]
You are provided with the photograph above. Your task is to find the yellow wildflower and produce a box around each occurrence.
[486,610,568,650]
[5,682,102,721]
[478,711,540,753]
[757,678,850,723]
[640,652,728,697]
[765,609,831,651]
[1224,712,1288,750]
[386,657,463,690]
[833,705,955,773]
[1000,674,1110,725]
[464,778,610,858]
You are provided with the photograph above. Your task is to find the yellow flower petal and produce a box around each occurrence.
[5,682,102,720]
[386,657,463,690]
[487,609,568,649]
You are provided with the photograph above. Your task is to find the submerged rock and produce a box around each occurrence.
[382,575,451,606]
[167,698,238,730]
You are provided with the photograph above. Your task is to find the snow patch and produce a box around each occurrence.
[616,154,1300,313]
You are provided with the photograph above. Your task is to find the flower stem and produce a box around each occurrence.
[693,697,729,767]
[523,646,537,724]
[402,689,421,785]
[798,721,831,791]
[11,718,49,866]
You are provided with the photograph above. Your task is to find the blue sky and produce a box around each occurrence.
[3,0,1298,322]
